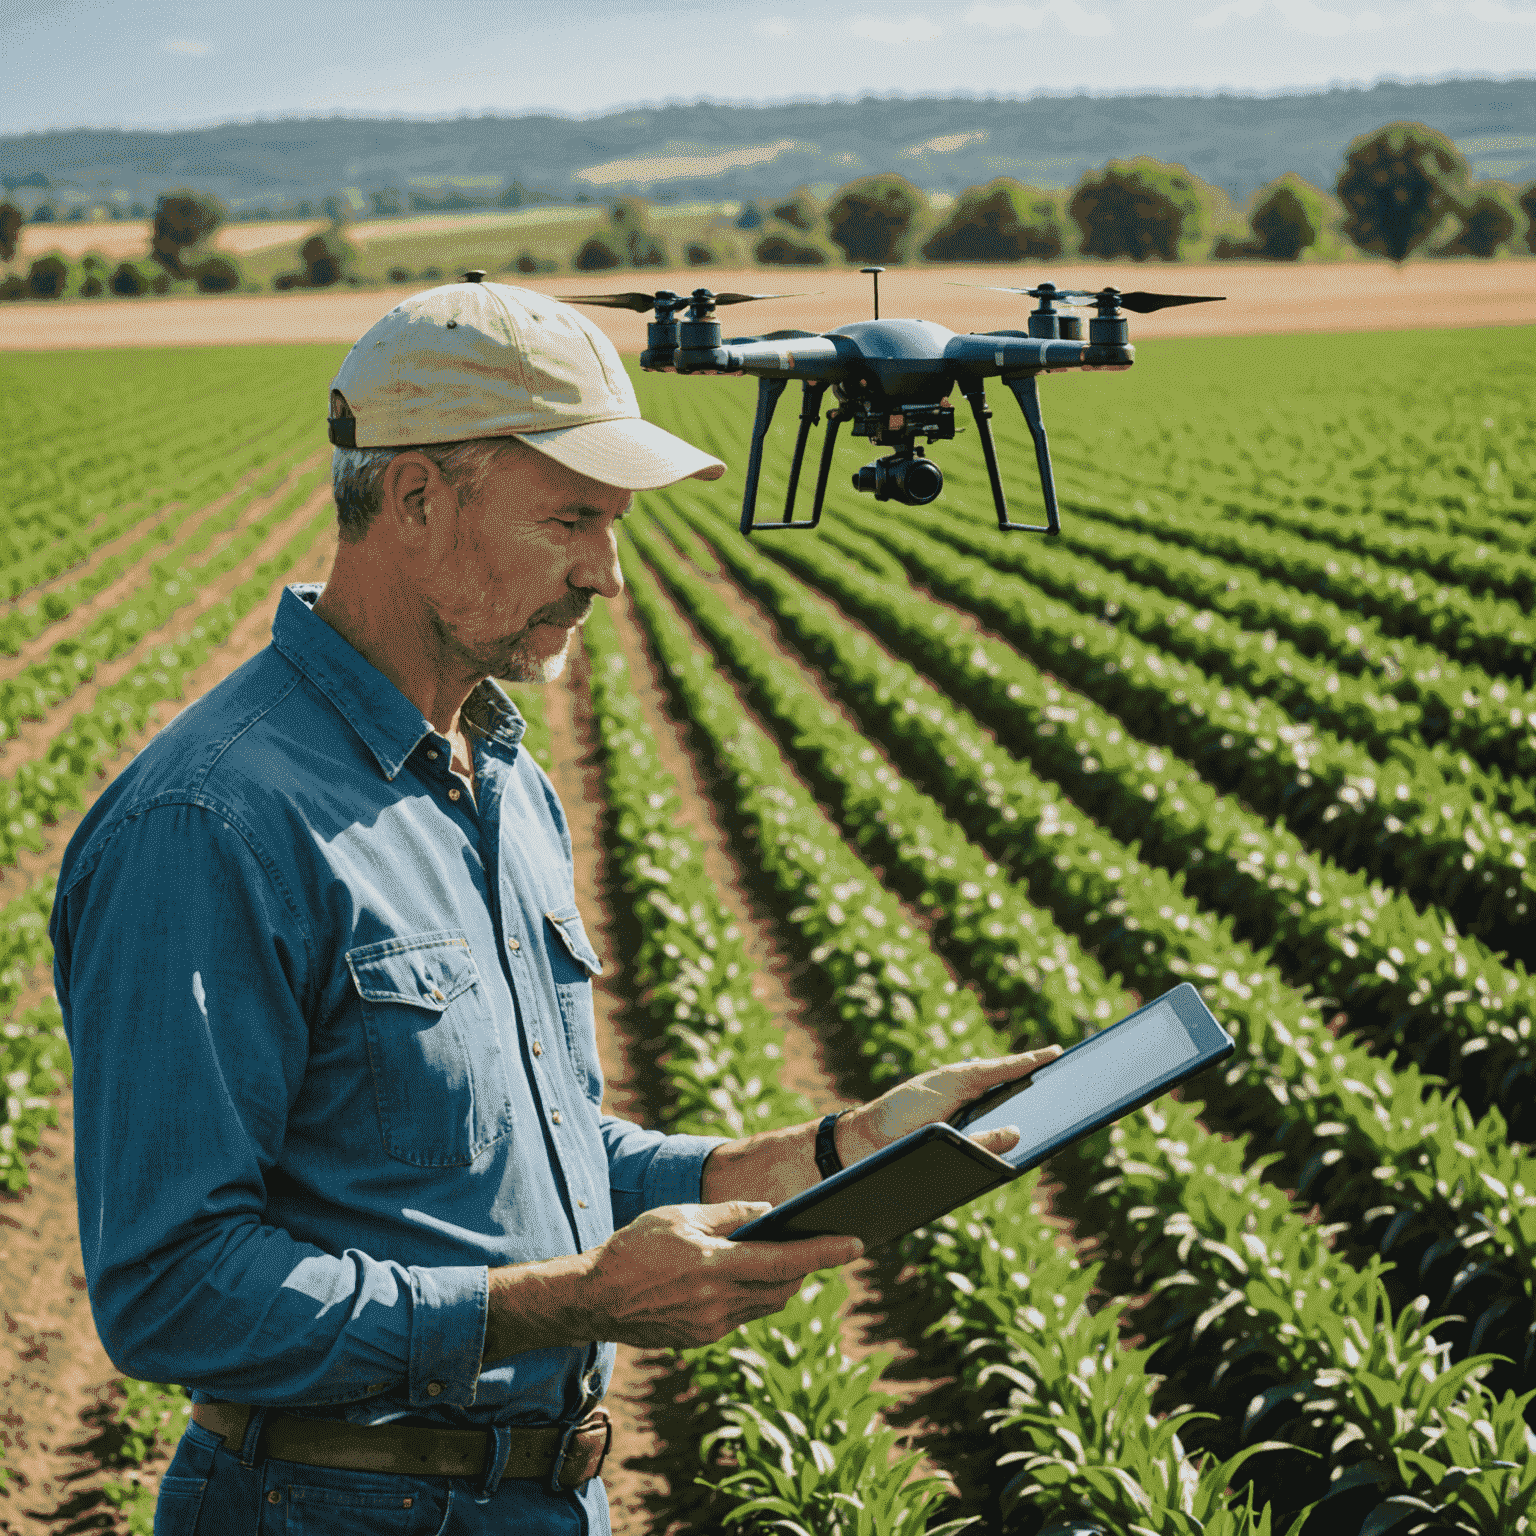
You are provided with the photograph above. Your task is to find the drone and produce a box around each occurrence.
[570,270,1223,535]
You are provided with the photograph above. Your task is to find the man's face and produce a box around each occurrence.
[414,439,631,684]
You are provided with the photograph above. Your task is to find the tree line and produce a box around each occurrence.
[1,118,1530,302]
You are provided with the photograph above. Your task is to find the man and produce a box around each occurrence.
[51,276,1058,1534]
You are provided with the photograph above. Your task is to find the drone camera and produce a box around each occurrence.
[849,401,955,447]
[853,448,945,506]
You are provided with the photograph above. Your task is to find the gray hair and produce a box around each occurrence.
[331,437,522,543]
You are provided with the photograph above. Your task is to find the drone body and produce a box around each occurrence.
[570,276,1222,535]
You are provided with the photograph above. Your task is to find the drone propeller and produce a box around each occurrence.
[566,289,803,314]
[954,282,1224,314]
[723,328,822,344]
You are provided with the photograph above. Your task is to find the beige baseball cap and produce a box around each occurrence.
[327,273,725,490]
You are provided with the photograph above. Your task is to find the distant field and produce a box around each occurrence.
[2,259,1533,352]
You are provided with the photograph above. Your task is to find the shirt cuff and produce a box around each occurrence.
[408,1264,489,1408]
[642,1132,732,1212]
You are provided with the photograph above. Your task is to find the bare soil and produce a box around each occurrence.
[2,259,1531,354]
[11,221,321,265]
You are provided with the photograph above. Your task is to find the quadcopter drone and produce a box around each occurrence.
[570,270,1223,535]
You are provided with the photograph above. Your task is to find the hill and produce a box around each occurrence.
[2,78,1532,219]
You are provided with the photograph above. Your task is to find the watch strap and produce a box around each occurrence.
[815,1111,846,1180]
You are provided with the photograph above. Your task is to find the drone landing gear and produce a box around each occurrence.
[741,377,842,533]
[961,374,1061,534]
[738,372,1061,535]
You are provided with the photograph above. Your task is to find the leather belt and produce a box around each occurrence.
[190,1401,611,1493]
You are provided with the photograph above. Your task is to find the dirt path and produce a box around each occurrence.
[2,259,1530,354]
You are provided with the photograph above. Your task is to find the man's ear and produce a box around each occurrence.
[380,453,434,536]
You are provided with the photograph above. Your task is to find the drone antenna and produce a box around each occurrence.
[861,266,883,321]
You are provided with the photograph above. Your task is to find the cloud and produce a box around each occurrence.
[963,0,1112,36]
[1193,0,1384,34]
[162,38,213,55]
[848,14,944,41]
[753,16,800,37]
[1463,0,1536,20]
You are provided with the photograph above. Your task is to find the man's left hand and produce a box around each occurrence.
[837,1046,1063,1165]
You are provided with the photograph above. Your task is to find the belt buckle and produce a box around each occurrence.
[548,1408,611,1493]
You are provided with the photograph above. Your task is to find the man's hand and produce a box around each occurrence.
[579,1202,860,1350]
[838,1045,1064,1166]
[482,1203,860,1362]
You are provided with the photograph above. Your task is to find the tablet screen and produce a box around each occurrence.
[967,997,1203,1168]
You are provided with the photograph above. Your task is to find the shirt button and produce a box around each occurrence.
[426,1381,444,1396]
[531,1041,543,1057]
[431,988,445,1002]
[427,749,438,760]
[449,787,461,802]
[268,1490,283,1504]
[585,1370,602,1394]
[552,1110,562,1125]
[576,1198,587,1209]
[508,937,520,952]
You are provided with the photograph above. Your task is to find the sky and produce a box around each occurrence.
[2,0,1533,136]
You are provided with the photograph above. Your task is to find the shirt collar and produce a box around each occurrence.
[272,584,527,782]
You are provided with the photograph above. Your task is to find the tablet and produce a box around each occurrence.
[730,983,1234,1250]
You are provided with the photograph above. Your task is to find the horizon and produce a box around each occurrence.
[5,69,1534,140]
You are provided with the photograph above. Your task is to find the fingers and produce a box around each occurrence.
[953,1045,1061,1093]
[969,1124,1021,1156]
[694,1200,773,1236]
[730,1230,864,1281]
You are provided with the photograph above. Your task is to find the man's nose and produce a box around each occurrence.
[570,524,624,600]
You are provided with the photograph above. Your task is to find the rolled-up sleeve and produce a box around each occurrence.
[600,1117,729,1230]
[51,799,487,1407]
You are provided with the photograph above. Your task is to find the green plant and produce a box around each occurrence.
[825,174,928,263]
[1336,121,1469,263]
[921,179,1064,262]
[1069,158,1209,261]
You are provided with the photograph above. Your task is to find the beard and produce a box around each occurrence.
[433,592,594,684]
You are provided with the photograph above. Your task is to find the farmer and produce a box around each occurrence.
[50,276,1056,1534]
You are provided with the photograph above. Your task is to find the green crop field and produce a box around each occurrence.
[0,327,1532,1534]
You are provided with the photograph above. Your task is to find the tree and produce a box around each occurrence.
[0,201,22,262]
[826,175,928,264]
[1522,183,1536,255]
[770,189,821,233]
[371,187,403,218]
[31,203,55,223]
[1069,158,1206,262]
[735,201,763,230]
[497,181,527,210]
[1245,174,1332,260]
[151,189,225,277]
[27,254,69,298]
[754,230,831,265]
[573,233,623,271]
[299,229,354,287]
[1335,121,1468,264]
[110,261,148,296]
[1437,181,1520,258]
[193,255,244,292]
[921,179,1063,262]
[608,196,667,267]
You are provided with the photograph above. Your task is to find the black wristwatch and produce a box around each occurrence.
[815,1111,847,1180]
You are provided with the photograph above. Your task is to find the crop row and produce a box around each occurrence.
[897,507,1535,826]
[649,494,1536,1404]
[1064,482,1535,685]
[1,427,320,655]
[617,549,1313,1532]
[837,503,1535,962]
[759,506,1536,1134]
[621,525,1535,1532]
[0,491,334,873]
[0,461,327,747]
[953,498,1536,786]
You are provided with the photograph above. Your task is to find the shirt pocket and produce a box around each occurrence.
[544,904,605,1106]
[346,930,513,1167]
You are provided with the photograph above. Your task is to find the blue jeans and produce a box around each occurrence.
[152,1411,610,1535]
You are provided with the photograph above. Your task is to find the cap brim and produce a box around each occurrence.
[518,415,726,492]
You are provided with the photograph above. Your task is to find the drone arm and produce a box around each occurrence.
[740,377,788,535]
[1003,373,1061,536]
[676,336,844,378]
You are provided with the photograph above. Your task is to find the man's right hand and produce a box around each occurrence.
[482,1202,860,1363]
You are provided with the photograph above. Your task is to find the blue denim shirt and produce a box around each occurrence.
[51,582,726,1436]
